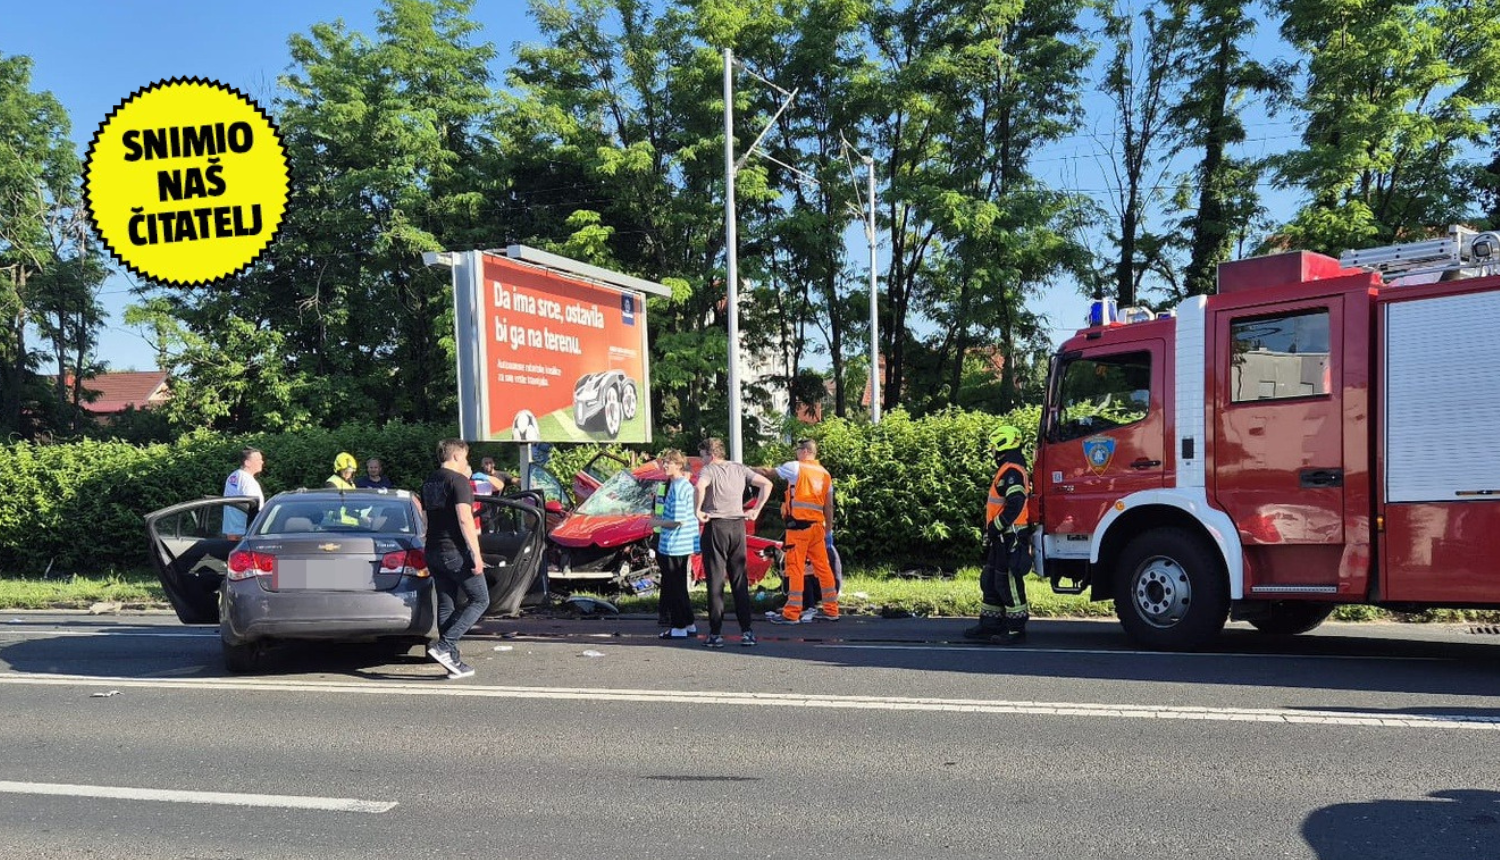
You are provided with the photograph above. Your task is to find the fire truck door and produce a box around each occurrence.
[1041,344,1167,549]
[1212,301,1344,589]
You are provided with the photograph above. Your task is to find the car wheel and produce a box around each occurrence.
[223,639,265,674]
[1248,602,1335,636]
[1113,527,1229,651]
[622,382,638,421]
[603,385,622,437]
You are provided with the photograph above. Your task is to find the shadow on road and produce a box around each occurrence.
[4,614,1500,700]
[1303,789,1500,859]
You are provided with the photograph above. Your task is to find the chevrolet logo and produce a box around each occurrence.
[319,543,341,552]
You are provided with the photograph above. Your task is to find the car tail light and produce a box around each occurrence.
[380,549,429,578]
[227,550,274,581]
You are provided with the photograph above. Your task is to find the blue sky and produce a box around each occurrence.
[7,1,1294,374]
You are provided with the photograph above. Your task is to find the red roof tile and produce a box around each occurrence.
[51,371,170,414]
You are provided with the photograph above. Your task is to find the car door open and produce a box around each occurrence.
[145,497,258,624]
[475,497,547,616]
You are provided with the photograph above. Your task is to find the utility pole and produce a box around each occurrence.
[864,155,879,424]
[722,48,797,461]
[723,47,742,462]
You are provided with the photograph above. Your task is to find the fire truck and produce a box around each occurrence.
[1032,226,1500,650]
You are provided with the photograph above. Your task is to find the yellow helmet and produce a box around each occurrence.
[990,425,1022,452]
[334,452,358,472]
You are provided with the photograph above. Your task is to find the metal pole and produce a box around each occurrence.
[865,155,880,423]
[723,47,744,462]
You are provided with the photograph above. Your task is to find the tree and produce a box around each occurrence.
[0,53,85,439]
[1093,0,1187,307]
[147,0,501,431]
[1270,0,1500,254]
[1167,0,1286,297]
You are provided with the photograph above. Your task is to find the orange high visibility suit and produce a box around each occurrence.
[777,458,837,622]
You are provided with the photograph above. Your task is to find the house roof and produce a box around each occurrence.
[63,370,171,414]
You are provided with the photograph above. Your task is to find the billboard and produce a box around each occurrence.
[451,249,662,443]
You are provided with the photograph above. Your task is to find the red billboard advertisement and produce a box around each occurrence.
[475,253,651,443]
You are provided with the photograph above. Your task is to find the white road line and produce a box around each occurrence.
[0,780,396,813]
[0,672,1493,731]
[820,643,1448,661]
[0,629,217,639]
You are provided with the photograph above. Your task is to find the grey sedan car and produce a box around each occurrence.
[146,488,547,673]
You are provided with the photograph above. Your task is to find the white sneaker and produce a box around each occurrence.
[427,644,460,673]
[799,607,818,621]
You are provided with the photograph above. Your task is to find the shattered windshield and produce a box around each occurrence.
[574,469,658,517]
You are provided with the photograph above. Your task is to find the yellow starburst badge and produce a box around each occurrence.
[83,78,289,286]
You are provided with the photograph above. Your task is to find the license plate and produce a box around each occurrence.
[274,558,375,591]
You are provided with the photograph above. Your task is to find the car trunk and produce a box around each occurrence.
[250,535,404,592]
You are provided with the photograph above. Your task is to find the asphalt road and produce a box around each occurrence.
[1,611,1499,860]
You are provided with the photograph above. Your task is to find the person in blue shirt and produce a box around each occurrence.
[650,448,700,639]
[355,457,394,489]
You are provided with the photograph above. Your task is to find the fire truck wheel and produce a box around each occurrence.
[1114,527,1229,651]
[1247,602,1335,636]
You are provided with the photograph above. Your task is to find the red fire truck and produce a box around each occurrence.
[1033,226,1500,650]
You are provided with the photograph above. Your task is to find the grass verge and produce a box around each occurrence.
[4,567,1500,624]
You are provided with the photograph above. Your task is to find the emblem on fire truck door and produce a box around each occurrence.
[1082,436,1116,476]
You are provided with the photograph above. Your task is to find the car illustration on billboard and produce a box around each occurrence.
[573,371,638,438]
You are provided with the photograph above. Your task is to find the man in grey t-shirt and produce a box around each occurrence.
[694,437,772,647]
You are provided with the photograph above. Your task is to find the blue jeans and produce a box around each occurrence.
[432,547,489,654]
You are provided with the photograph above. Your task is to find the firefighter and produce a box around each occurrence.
[325,452,362,527]
[326,452,359,490]
[964,424,1033,645]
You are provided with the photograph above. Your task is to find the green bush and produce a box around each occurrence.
[0,422,453,574]
[759,406,1039,568]
[0,409,1033,575]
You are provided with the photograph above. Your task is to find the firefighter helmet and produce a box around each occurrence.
[990,425,1022,452]
[334,452,358,473]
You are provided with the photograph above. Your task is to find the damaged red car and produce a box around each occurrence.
[543,452,782,592]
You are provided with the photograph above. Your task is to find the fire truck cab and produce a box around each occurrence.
[1034,226,1500,650]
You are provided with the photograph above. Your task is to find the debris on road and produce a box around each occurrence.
[580,650,605,658]
[90,690,120,698]
[493,645,513,652]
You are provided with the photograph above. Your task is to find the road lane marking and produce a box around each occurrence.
[0,629,217,638]
[0,626,1454,660]
[0,673,1493,731]
[0,780,396,813]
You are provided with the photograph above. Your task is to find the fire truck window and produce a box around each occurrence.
[1229,311,1330,403]
[1052,351,1151,442]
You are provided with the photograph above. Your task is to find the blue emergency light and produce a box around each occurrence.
[1088,298,1118,327]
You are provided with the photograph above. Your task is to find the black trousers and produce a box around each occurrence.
[702,518,751,635]
[657,552,694,629]
[980,526,1033,619]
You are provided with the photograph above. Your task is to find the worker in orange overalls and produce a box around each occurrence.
[963,424,1032,645]
[758,438,837,625]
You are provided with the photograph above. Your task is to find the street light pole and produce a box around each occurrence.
[722,47,744,463]
[864,155,880,424]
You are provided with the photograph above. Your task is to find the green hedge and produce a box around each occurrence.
[768,407,1040,567]
[0,409,1036,574]
[0,423,455,574]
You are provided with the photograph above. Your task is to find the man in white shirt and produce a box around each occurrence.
[222,447,265,540]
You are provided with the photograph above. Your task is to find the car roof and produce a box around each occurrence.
[267,488,415,501]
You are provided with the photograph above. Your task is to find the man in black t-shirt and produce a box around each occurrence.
[422,438,488,679]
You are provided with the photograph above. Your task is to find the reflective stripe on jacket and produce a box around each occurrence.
[782,460,832,526]
[985,461,1031,529]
